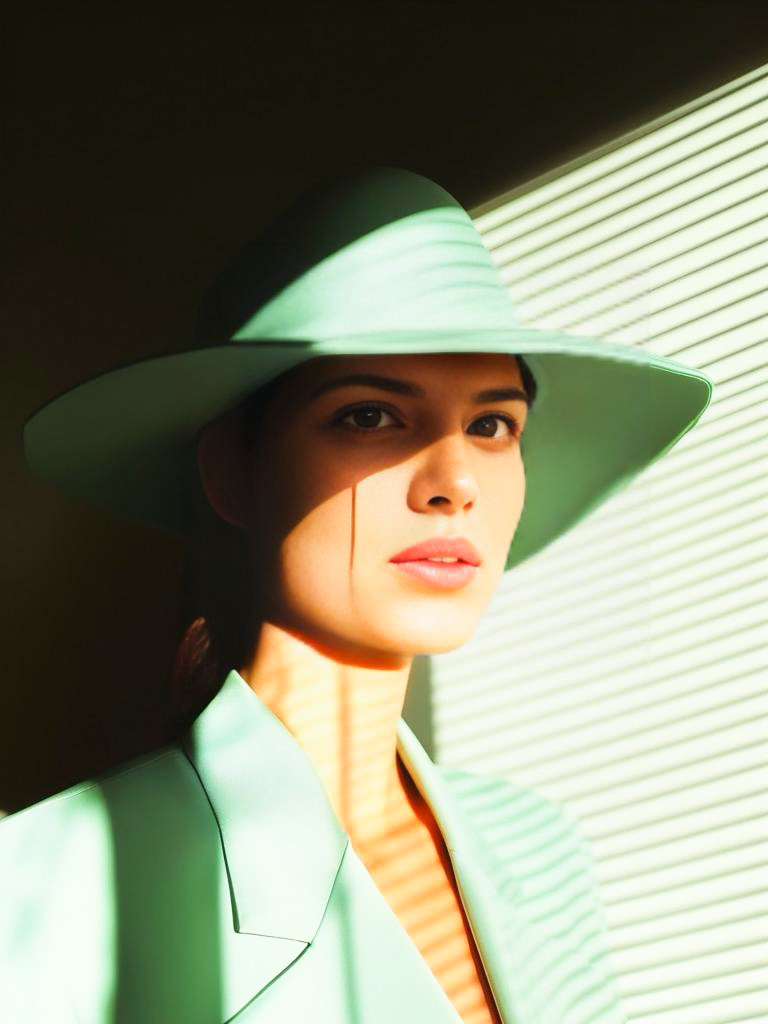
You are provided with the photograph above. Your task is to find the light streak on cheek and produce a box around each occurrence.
[349,481,357,576]
[346,480,363,617]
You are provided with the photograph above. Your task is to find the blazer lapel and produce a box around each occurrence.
[183,670,520,1022]
[182,669,348,942]
[180,670,350,1020]
[397,717,521,1022]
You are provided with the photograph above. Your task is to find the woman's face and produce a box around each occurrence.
[228,352,529,663]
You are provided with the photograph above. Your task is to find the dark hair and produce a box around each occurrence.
[517,356,537,408]
[168,354,536,729]
[168,367,297,730]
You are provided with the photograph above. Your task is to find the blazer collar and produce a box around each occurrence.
[182,669,511,959]
[397,713,518,1019]
[181,669,347,942]
[397,712,506,875]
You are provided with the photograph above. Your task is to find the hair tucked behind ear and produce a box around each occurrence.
[169,502,257,730]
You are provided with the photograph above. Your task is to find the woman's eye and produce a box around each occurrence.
[332,406,520,438]
[335,405,400,431]
[469,414,520,439]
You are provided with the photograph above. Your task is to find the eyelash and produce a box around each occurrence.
[331,403,522,440]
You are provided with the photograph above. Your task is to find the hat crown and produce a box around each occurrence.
[194,166,523,346]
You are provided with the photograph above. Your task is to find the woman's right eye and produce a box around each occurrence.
[334,405,400,432]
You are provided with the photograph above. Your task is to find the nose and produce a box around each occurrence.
[406,431,479,514]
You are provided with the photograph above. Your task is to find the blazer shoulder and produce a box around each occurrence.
[0,740,217,888]
[0,743,182,837]
[438,763,585,846]
[438,765,627,1021]
[0,741,238,1024]
[437,764,597,903]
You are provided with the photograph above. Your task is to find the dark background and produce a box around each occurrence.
[3,4,766,811]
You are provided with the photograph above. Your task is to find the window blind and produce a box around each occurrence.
[425,64,768,1023]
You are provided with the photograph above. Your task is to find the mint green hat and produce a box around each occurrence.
[23,166,713,571]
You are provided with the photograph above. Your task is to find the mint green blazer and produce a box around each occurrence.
[0,670,626,1023]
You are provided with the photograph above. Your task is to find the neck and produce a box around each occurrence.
[239,620,416,850]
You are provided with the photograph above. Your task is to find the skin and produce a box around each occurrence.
[196,351,528,1022]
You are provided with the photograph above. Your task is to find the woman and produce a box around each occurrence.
[3,167,712,1023]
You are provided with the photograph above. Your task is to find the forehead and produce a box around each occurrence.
[285,351,525,394]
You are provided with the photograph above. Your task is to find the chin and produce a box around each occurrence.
[410,640,471,657]
[390,619,480,656]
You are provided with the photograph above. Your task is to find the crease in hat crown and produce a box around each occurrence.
[195,166,523,348]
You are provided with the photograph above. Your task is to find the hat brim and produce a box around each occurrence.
[23,329,713,570]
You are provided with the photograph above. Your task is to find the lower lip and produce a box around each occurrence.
[389,560,478,589]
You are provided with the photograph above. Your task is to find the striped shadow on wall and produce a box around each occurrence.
[422,63,768,1024]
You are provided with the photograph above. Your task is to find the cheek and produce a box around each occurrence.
[254,432,350,538]
[483,455,526,536]
[288,492,355,559]
[277,488,360,609]
[275,469,406,617]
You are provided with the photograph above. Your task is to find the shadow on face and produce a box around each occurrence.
[193,352,532,668]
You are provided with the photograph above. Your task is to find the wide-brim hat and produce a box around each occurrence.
[23,166,713,571]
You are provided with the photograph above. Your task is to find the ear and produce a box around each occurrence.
[196,411,250,528]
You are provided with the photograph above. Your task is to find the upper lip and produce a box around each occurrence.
[390,536,482,566]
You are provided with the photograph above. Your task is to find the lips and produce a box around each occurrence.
[389,536,481,566]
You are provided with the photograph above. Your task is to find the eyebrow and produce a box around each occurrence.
[308,373,531,407]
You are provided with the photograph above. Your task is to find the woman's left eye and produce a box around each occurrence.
[468,414,520,439]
